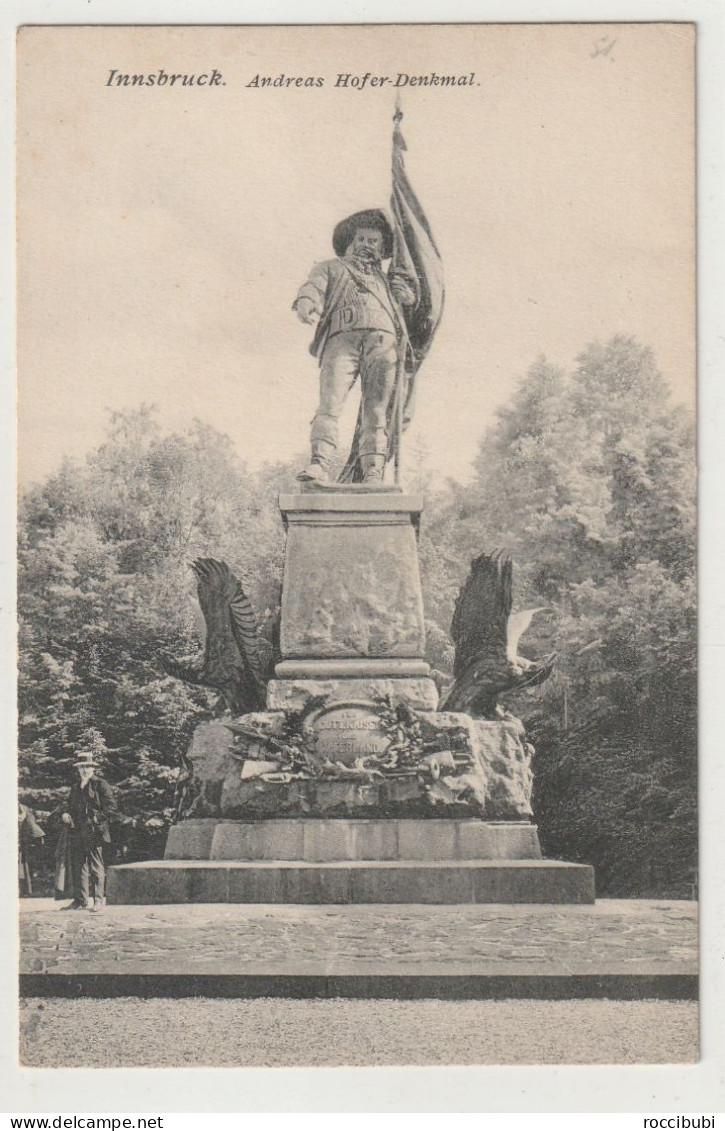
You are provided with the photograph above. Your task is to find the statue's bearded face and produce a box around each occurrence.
[347,227,384,263]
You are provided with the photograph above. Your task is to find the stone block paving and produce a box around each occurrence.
[20,898,697,976]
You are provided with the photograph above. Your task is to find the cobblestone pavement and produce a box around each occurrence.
[20,899,697,975]
[19,997,698,1066]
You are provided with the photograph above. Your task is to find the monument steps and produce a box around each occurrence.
[107,858,595,905]
[163,817,544,862]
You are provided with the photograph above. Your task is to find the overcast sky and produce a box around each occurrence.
[17,23,694,487]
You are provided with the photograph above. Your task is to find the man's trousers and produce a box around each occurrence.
[70,838,106,904]
[311,329,398,462]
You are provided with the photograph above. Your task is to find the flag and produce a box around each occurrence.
[390,105,445,378]
[339,105,444,483]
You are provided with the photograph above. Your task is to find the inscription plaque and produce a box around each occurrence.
[304,701,389,766]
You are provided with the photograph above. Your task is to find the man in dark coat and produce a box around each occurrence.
[18,803,45,895]
[60,751,118,912]
[293,209,417,484]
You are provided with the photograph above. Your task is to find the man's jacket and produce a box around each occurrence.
[295,257,415,361]
[19,804,45,846]
[64,776,119,846]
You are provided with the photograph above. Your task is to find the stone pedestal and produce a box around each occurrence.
[276,493,428,679]
[266,677,439,713]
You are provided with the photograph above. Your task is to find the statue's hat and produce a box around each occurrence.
[333,209,394,258]
[73,751,100,769]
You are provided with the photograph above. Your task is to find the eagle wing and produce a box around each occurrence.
[191,559,244,686]
[227,573,264,686]
[451,549,512,678]
[506,607,550,664]
[160,559,266,714]
[444,551,556,718]
[190,559,266,709]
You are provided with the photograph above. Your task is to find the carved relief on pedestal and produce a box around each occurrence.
[281,518,425,659]
[303,700,390,766]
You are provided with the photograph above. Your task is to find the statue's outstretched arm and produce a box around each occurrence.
[292,261,330,319]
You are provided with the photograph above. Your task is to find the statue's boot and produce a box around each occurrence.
[361,453,386,484]
[297,440,334,483]
[297,462,327,483]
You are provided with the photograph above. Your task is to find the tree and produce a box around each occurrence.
[18,408,287,867]
[417,337,696,896]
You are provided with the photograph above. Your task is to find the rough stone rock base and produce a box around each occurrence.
[180,709,535,821]
[107,859,595,905]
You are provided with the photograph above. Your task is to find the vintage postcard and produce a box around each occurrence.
[15,22,696,1075]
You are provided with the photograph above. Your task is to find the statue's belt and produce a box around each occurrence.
[326,306,399,338]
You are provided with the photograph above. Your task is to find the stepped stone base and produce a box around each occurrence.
[108,818,594,905]
[165,818,543,862]
[107,859,595,905]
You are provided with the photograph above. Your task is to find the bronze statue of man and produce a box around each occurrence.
[293,209,417,484]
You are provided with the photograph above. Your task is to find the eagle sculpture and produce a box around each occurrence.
[441,550,556,719]
[161,558,268,715]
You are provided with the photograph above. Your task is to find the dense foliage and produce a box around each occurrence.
[18,337,696,896]
[416,336,696,896]
[18,409,288,864]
